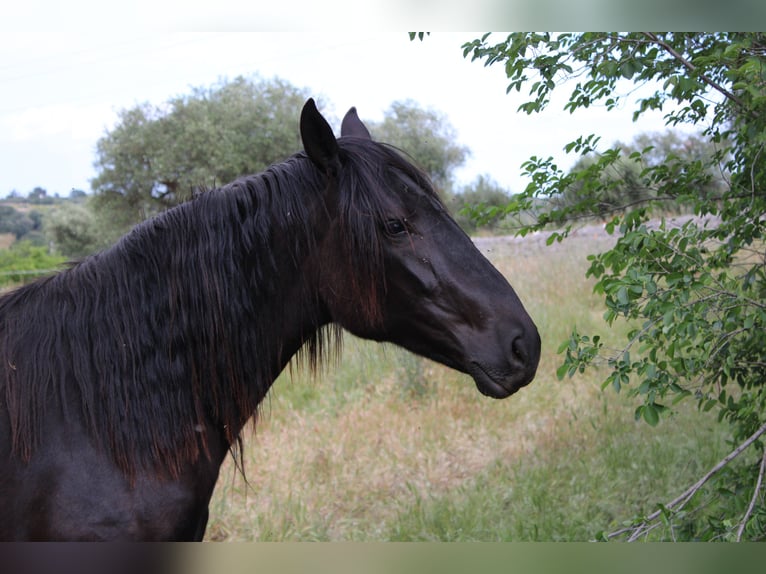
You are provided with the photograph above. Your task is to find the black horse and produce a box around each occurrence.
[0,99,540,540]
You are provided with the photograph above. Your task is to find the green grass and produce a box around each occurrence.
[385,396,727,541]
[205,230,732,541]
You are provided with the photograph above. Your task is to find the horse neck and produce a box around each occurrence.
[71,168,334,471]
[149,170,332,431]
[0,165,337,480]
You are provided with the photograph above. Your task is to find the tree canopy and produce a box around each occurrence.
[89,77,467,236]
[91,76,312,224]
[461,32,766,540]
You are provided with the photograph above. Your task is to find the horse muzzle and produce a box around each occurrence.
[467,324,541,399]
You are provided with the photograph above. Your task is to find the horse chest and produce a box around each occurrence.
[0,424,220,541]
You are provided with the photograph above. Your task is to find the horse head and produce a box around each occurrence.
[300,99,540,398]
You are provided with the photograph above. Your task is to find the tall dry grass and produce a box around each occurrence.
[205,229,729,541]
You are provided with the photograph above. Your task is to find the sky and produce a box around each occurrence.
[0,31,689,198]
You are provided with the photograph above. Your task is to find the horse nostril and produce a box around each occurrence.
[511,335,528,365]
[510,327,541,371]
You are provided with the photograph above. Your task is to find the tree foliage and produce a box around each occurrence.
[448,174,512,233]
[44,201,112,258]
[0,205,40,239]
[462,32,766,540]
[90,79,468,239]
[91,76,311,225]
[556,130,728,219]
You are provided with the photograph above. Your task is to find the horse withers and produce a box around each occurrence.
[0,99,540,540]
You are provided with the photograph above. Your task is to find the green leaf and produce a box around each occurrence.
[643,404,660,426]
[556,339,572,354]
[616,286,630,306]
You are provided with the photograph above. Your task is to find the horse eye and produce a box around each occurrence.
[384,218,407,236]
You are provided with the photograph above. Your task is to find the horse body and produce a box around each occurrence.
[0,100,540,540]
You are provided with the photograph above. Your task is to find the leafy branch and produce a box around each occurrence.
[603,420,766,541]
[464,32,766,540]
[642,32,757,120]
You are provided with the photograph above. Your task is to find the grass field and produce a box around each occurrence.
[204,228,731,541]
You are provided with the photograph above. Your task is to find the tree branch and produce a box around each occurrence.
[643,33,758,120]
[607,419,766,540]
[737,446,766,541]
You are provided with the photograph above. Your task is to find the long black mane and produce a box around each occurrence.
[0,137,438,478]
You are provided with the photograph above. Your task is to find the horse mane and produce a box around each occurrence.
[0,137,439,479]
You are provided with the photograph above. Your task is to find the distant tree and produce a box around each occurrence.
[44,202,105,258]
[27,187,51,204]
[28,210,42,227]
[69,189,88,201]
[555,130,729,219]
[0,205,35,239]
[449,174,511,233]
[91,75,312,228]
[369,100,469,195]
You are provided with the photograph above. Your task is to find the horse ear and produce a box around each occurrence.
[300,98,341,178]
[340,107,372,140]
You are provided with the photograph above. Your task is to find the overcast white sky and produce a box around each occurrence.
[0,31,688,197]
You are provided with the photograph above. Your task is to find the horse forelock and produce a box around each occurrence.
[334,138,439,327]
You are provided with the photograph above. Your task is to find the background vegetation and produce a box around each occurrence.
[2,32,763,541]
[460,32,766,540]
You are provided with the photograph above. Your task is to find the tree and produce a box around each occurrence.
[369,100,469,195]
[69,189,88,202]
[44,201,107,258]
[461,32,766,540]
[0,205,35,239]
[27,187,48,203]
[91,75,312,227]
[449,174,512,233]
[556,130,728,219]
